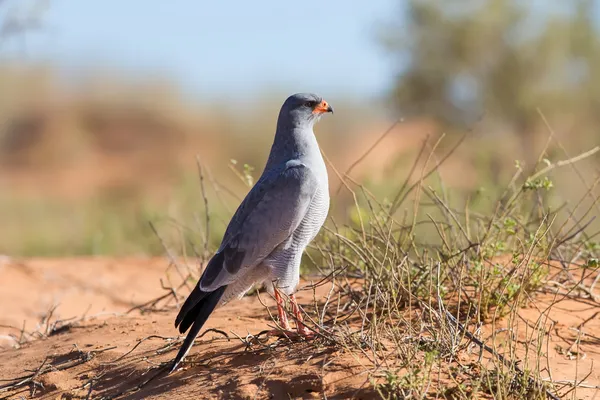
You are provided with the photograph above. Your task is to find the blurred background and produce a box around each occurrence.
[0,0,599,256]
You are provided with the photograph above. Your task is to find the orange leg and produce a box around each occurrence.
[290,294,315,337]
[273,287,291,330]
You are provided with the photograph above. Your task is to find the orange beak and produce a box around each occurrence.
[313,100,334,114]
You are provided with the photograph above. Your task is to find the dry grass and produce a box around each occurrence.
[128,118,600,398]
[298,118,600,398]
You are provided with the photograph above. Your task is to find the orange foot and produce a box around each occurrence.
[266,328,317,340]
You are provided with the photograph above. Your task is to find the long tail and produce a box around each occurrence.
[170,285,227,373]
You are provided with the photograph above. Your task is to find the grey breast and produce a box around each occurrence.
[265,179,329,292]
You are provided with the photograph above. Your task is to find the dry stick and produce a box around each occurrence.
[550,246,600,303]
[488,215,555,325]
[125,279,183,314]
[546,380,600,390]
[84,377,96,400]
[321,149,367,243]
[148,221,192,291]
[319,274,338,327]
[560,331,588,399]
[538,109,600,214]
[553,216,596,249]
[9,309,124,349]
[104,329,228,366]
[320,286,363,327]
[426,187,472,244]
[490,147,600,270]
[409,133,446,239]
[443,311,560,400]
[589,270,600,300]
[102,335,176,364]
[552,176,600,249]
[334,119,403,196]
[536,110,600,245]
[390,133,468,216]
[0,325,23,339]
[157,216,204,272]
[427,214,451,253]
[539,156,599,238]
[97,364,170,400]
[196,156,211,256]
[341,180,407,246]
[203,163,237,214]
[99,334,236,399]
[417,138,458,252]
[0,346,116,394]
[298,264,349,291]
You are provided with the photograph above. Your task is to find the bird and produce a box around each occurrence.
[170,93,333,373]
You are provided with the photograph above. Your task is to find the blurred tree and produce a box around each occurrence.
[381,0,600,165]
[0,0,49,54]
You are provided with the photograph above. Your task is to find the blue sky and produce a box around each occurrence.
[1,0,397,101]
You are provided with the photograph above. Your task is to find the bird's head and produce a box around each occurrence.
[278,93,333,128]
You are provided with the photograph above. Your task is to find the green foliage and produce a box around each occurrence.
[523,176,553,191]
[381,0,600,159]
[230,159,256,187]
[375,351,438,399]
[479,368,550,400]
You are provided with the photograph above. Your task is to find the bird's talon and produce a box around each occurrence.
[266,328,316,340]
[298,329,316,338]
[267,329,301,339]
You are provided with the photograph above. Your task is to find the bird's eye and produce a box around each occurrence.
[304,101,314,108]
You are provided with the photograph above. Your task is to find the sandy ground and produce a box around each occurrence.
[0,257,598,399]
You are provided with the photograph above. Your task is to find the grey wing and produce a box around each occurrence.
[199,161,318,292]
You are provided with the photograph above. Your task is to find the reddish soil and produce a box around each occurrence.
[0,257,598,399]
[0,257,376,399]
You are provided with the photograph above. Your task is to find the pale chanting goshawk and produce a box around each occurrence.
[170,93,333,372]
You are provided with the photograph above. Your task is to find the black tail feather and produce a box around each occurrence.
[170,285,226,373]
[178,297,207,334]
[174,284,207,331]
[174,251,226,331]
